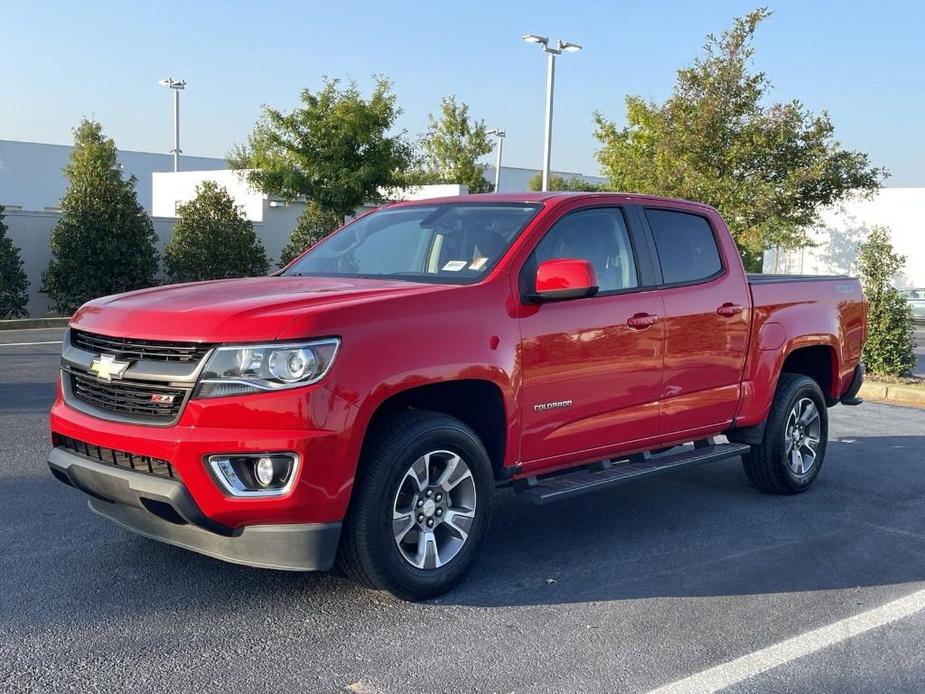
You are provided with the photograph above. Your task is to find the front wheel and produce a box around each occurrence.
[338,411,494,601]
[742,373,829,494]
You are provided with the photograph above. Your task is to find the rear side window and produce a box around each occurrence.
[646,209,722,285]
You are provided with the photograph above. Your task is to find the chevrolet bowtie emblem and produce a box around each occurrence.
[89,354,130,382]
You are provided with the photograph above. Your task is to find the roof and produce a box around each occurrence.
[387,191,718,211]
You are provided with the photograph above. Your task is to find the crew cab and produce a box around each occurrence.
[48,192,867,600]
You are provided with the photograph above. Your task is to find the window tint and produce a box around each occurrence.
[646,209,722,284]
[531,208,637,293]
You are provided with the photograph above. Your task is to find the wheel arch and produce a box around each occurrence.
[779,342,840,405]
[358,379,509,479]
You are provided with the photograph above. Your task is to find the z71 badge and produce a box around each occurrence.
[149,393,176,405]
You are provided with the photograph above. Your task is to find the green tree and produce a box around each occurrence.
[42,119,159,314]
[164,181,269,282]
[856,227,916,377]
[279,202,341,267]
[593,8,886,271]
[417,96,493,193]
[229,77,412,221]
[0,205,30,318]
[527,172,608,192]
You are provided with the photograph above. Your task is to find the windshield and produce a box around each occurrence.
[283,202,542,284]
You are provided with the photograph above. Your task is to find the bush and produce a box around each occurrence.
[0,205,29,318]
[42,120,159,314]
[857,226,916,377]
[164,181,269,282]
[279,203,341,267]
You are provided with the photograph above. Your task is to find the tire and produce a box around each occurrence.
[742,373,829,494]
[337,410,494,601]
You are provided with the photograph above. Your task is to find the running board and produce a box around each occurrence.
[515,441,752,505]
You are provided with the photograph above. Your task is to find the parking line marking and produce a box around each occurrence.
[648,587,925,694]
[0,341,62,347]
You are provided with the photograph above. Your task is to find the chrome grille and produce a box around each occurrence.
[72,330,212,363]
[69,370,188,423]
[57,435,178,479]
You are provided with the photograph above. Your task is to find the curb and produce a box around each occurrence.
[0,317,70,331]
[859,381,925,408]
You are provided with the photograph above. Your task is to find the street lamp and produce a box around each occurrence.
[522,35,581,191]
[158,78,186,172]
[485,128,506,192]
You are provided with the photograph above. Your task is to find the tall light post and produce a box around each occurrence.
[486,128,506,192]
[522,35,581,192]
[158,78,186,172]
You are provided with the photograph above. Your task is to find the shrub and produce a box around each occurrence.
[856,226,916,376]
[165,181,269,282]
[42,119,159,314]
[0,205,29,318]
[279,203,341,267]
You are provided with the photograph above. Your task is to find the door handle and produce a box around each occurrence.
[717,303,744,317]
[627,313,659,330]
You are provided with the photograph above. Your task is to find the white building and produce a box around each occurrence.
[763,188,925,288]
[1,138,603,316]
[0,139,228,214]
[1,139,605,214]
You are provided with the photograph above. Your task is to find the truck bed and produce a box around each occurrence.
[746,273,850,284]
[743,272,866,409]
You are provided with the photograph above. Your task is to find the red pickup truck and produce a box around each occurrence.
[48,192,866,600]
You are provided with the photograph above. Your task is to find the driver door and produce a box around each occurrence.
[517,206,665,470]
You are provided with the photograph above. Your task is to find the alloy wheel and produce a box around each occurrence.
[391,450,477,570]
[784,397,822,475]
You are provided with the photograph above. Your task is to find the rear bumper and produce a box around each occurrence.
[48,448,341,571]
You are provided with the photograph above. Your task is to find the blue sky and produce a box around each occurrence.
[3,0,924,184]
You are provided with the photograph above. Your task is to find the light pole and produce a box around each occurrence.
[486,128,506,192]
[522,35,581,192]
[158,78,186,172]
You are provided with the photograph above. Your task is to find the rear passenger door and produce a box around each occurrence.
[641,207,750,435]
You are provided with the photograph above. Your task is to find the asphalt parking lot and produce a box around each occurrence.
[2,327,925,693]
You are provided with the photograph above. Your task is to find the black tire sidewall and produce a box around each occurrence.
[359,416,494,599]
[774,378,829,491]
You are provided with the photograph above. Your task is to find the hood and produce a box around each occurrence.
[71,275,449,342]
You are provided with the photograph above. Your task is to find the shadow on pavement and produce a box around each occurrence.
[3,436,925,627]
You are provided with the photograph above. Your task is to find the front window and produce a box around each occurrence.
[283,203,542,284]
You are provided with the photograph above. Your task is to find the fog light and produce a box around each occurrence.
[255,457,275,487]
[207,453,298,497]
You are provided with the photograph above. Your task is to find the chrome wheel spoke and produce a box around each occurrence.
[392,512,415,544]
[413,531,440,569]
[407,454,431,492]
[438,454,472,492]
[443,509,475,541]
[790,448,804,474]
[800,402,819,426]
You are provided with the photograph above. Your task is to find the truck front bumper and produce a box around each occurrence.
[48,447,341,571]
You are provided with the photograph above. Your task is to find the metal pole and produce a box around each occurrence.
[172,87,180,172]
[494,136,504,192]
[542,51,556,192]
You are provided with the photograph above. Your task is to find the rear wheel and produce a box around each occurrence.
[338,410,494,601]
[742,373,828,494]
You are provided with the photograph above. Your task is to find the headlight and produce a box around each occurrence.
[194,338,340,398]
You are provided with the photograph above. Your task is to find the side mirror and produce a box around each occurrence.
[530,258,599,302]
